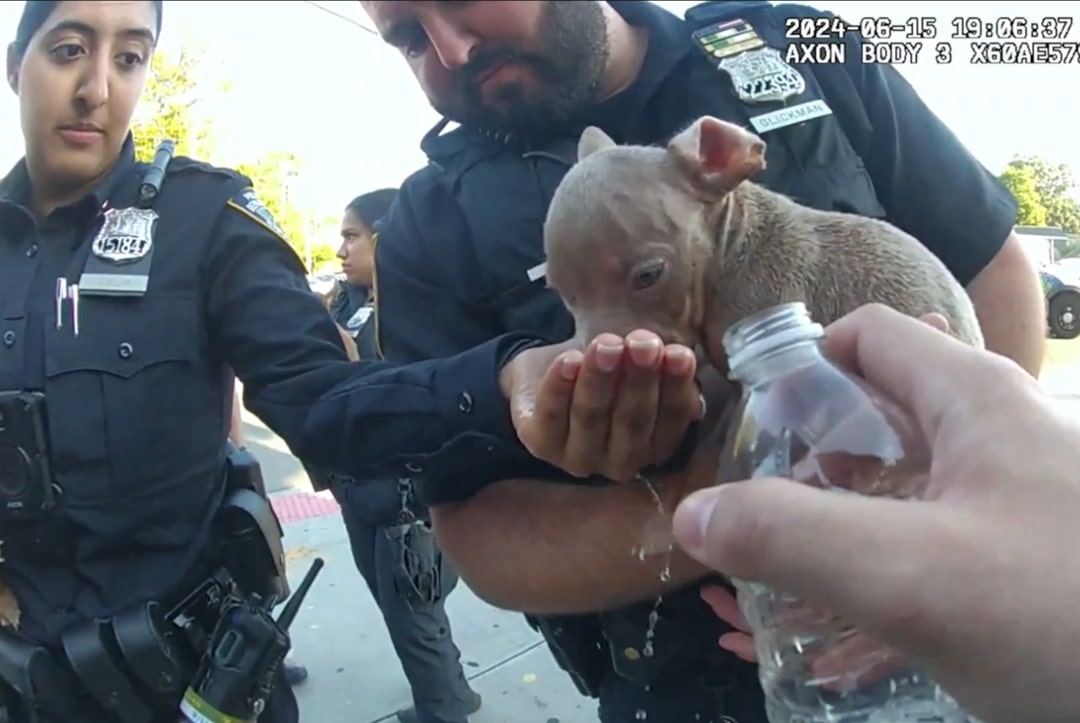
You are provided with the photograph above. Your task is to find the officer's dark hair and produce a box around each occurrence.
[345,188,399,230]
[13,0,165,55]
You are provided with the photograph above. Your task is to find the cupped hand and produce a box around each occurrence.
[500,330,704,481]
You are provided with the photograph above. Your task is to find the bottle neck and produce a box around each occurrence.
[731,340,825,386]
[723,302,827,386]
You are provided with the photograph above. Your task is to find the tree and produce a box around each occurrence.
[132,44,325,270]
[234,151,318,266]
[998,164,1048,227]
[998,155,1080,235]
[131,45,218,162]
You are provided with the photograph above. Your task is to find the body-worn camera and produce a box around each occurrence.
[0,392,57,521]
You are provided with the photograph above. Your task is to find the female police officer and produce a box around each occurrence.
[0,1,315,721]
[326,190,482,723]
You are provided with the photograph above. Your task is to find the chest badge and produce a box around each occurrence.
[720,47,806,105]
[692,18,806,106]
[91,206,157,265]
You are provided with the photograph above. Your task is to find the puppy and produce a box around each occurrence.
[543,116,983,379]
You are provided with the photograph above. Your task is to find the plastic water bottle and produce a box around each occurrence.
[719,302,967,723]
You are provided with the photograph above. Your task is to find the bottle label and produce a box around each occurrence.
[179,688,253,723]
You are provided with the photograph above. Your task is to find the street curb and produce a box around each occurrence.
[270,489,341,526]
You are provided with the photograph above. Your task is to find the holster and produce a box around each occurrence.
[526,614,607,698]
[0,627,82,722]
[60,600,197,723]
[599,608,701,689]
[385,521,442,610]
[598,585,747,692]
[216,442,289,601]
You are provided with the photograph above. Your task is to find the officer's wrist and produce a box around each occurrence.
[646,420,701,476]
[494,334,548,399]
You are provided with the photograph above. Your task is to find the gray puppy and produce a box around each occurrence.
[543,116,983,379]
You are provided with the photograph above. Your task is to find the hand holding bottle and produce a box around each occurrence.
[673,303,1080,723]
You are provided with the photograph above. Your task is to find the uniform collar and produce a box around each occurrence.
[607,1,695,105]
[0,133,138,217]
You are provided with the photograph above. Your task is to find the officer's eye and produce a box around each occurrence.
[631,260,666,292]
[399,26,429,59]
[116,51,146,68]
[50,43,86,62]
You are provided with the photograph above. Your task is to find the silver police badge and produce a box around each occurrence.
[91,207,157,265]
[719,47,806,105]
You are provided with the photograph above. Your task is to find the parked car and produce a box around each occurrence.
[1040,264,1080,339]
[306,272,343,296]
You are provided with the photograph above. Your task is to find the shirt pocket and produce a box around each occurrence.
[43,295,203,503]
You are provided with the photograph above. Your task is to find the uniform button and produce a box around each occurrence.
[457,391,474,414]
[623,647,641,661]
[2,330,14,348]
[25,243,38,257]
[118,342,133,359]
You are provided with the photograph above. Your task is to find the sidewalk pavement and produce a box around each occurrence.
[244,366,1080,722]
[241,413,596,723]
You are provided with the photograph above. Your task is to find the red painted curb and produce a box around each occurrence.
[271,491,342,525]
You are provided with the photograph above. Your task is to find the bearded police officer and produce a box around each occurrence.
[351,1,1045,721]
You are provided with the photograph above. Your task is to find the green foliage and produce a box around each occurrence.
[309,245,340,271]
[132,42,323,270]
[999,155,1080,235]
[235,150,309,260]
[998,164,1047,227]
[131,45,218,161]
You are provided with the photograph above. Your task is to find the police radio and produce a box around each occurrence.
[0,391,57,521]
[178,557,324,723]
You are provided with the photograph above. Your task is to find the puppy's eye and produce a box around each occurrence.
[631,260,665,291]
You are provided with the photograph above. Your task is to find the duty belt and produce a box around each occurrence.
[0,568,230,723]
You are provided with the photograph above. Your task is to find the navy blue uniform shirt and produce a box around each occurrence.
[370,0,1018,685]
[0,137,533,645]
[374,0,1017,506]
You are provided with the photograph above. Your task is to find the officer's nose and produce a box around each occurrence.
[425,16,478,70]
[74,55,109,110]
[337,241,349,260]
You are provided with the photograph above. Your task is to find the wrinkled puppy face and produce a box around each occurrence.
[543,119,766,348]
[544,128,704,347]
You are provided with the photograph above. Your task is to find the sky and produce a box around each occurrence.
[0,0,1076,236]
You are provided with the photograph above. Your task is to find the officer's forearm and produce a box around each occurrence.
[431,478,709,615]
[967,233,1046,377]
[228,390,245,447]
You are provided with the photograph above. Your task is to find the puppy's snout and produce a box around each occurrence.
[575,312,690,349]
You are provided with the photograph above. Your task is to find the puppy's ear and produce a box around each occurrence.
[667,116,766,198]
[578,126,616,161]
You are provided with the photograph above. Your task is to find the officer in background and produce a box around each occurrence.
[326,190,394,336]
[321,189,482,723]
[0,0,603,720]
[360,1,1045,721]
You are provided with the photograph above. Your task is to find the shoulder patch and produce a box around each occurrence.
[227,188,288,241]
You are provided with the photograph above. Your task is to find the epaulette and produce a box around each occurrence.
[685,0,773,27]
[163,155,245,183]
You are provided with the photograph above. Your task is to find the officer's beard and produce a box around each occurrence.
[436,0,609,141]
